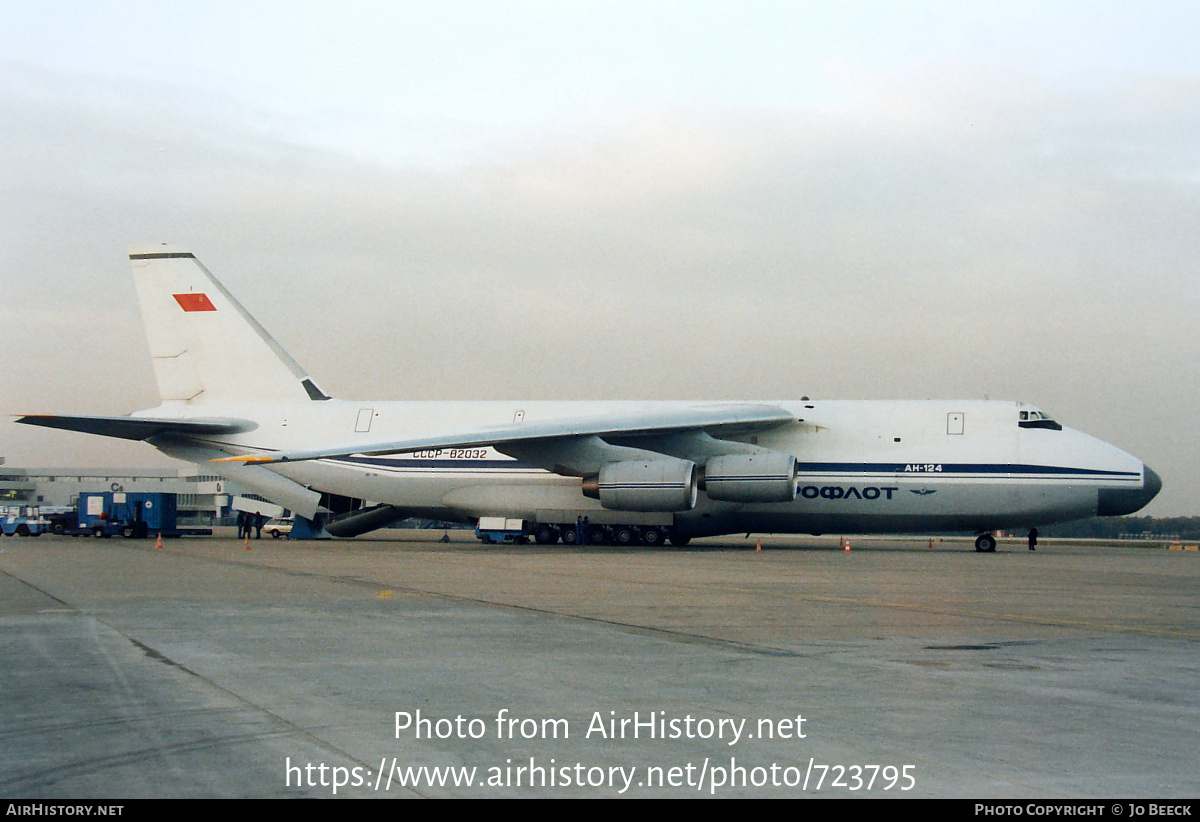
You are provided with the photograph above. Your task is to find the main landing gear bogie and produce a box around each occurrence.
[545,524,681,547]
[533,524,560,545]
[612,526,637,546]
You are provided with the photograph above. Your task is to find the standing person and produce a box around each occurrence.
[236,511,248,539]
[1028,528,1038,552]
[254,512,265,539]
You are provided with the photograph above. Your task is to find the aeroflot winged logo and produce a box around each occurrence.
[173,293,217,312]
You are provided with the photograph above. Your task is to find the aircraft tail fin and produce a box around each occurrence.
[129,244,331,405]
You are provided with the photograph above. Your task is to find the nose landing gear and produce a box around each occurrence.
[974,533,997,553]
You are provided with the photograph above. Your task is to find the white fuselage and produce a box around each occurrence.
[142,397,1150,538]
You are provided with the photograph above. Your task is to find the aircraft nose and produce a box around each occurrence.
[1097,464,1162,516]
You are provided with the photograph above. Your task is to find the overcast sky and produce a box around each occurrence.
[2,1,1197,516]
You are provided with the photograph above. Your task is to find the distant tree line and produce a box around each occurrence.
[1039,516,1200,541]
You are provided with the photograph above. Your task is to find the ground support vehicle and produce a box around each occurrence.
[475,518,531,544]
[1,506,52,537]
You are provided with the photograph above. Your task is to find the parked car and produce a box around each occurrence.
[264,518,293,539]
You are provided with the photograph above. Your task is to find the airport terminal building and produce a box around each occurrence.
[0,466,249,523]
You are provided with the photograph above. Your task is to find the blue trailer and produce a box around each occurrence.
[51,492,209,538]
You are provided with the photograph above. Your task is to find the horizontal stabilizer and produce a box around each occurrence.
[16,414,257,441]
[215,404,795,465]
[152,439,323,519]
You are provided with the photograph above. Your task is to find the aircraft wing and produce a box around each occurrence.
[15,414,257,441]
[216,403,795,465]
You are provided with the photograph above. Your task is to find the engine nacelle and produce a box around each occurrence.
[581,459,698,512]
[702,452,797,503]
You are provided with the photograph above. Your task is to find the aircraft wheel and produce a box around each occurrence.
[561,526,578,545]
[587,528,606,545]
[669,532,691,547]
[974,534,997,552]
[613,526,636,546]
[533,524,558,544]
[641,527,664,547]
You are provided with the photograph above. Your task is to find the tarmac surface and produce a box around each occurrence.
[1,531,1197,798]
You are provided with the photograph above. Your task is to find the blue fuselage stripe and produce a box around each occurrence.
[332,455,1135,480]
[795,462,1137,478]
[337,455,537,471]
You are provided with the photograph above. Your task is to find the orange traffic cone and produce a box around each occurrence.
[842,537,851,552]
[154,533,163,550]
[928,537,933,550]
[244,534,251,551]
[755,537,762,553]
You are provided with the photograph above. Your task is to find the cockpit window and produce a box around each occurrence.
[1019,409,1062,430]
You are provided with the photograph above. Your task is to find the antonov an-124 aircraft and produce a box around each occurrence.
[18,244,1160,550]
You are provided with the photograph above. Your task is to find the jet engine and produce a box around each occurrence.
[581,458,698,512]
[702,452,797,503]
